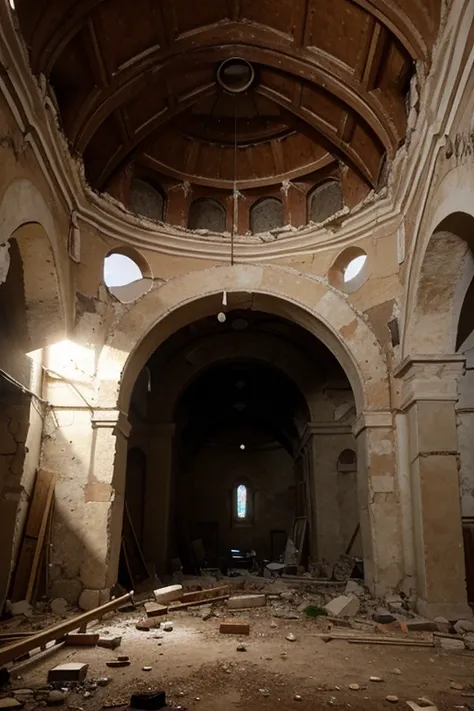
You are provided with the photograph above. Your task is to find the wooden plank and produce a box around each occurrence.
[169,594,230,611]
[0,592,133,667]
[180,586,230,603]
[10,470,55,602]
[26,474,56,602]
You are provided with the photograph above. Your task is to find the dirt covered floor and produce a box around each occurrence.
[2,602,474,711]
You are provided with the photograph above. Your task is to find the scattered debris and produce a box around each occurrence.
[47,690,67,705]
[349,684,360,691]
[386,695,399,703]
[236,643,247,652]
[106,660,130,668]
[162,622,173,632]
[142,666,152,672]
[294,693,302,701]
[451,682,465,691]
[370,676,384,682]
[50,599,69,616]
[286,633,296,642]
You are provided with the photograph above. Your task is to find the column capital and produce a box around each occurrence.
[352,410,392,437]
[297,421,353,454]
[394,354,465,411]
[91,409,131,438]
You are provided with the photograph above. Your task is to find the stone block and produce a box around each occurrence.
[98,636,122,649]
[227,594,266,609]
[434,616,451,634]
[324,595,360,617]
[153,584,182,604]
[405,618,437,632]
[344,581,364,597]
[454,618,474,634]
[78,589,100,611]
[48,663,89,683]
[64,633,99,646]
[219,621,250,635]
[10,600,33,616]
[439,637,465,650]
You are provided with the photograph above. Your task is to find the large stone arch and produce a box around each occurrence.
[98,264,390,416]
[0,179,69,347]
[405,201,474,356]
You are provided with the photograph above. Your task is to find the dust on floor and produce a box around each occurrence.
[5,609,474,711]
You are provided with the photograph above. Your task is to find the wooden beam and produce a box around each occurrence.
[362,21,389,90]
[0,592,134,668]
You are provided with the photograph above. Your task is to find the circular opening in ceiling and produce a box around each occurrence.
[217,58,255,94]
[344,254,367,283]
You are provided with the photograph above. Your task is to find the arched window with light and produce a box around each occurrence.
[233,481,253,525]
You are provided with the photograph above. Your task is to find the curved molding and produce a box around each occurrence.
[96,264,390,416]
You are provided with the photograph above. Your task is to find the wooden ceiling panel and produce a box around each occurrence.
[93,0,161,72]
[239,0,300,40]
[170,0,229,38]
[12,0,443,195]
[305,0,371,70]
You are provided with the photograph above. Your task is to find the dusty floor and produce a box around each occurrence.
[5,608,474,711]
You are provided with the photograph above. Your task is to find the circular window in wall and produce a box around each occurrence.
[328,246,368,293]
[103,248,152,303]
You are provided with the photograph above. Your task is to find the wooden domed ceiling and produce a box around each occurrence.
[15,0,441,193]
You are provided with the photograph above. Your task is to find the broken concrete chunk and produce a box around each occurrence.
[434,616,451,634]
[344,581,364,597]
[227,594,266,610]
[10,600,33,617]
[78,589,100,612]
[454,618,474,634]
[405,618,437,632]
[98,635,122,649]
[136,619,161,631]
[64,633,99,646]
[47,690,67,706]
[219,621,250,636]
[153,584,182,604]
[324,595,360,618]
[48,663,89,683]
[144,601,168,618]
[162,622,173,632]
[50,598,68,616]
[0,700,22,709]
[439,637,465,650]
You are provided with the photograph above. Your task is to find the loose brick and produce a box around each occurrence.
[219,621,250,636]
[153,585,183,604]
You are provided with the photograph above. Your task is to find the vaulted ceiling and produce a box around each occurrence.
[15,0,441,192]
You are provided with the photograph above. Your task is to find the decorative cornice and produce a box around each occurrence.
[394,354,466,411]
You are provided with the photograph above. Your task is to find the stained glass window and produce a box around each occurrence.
[237,484,247,519]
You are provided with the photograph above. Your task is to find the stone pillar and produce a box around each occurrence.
[298,422,355,565]
[46,403,130,609]
[353,411,404,597]
[142,423,175,574]
[395,355,471,619]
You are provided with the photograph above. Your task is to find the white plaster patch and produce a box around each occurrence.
[369,436,393,456]
[317,290,356,329]
[371,475,395,493]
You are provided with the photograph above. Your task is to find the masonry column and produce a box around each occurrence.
[81,410,131,607]
[142,423,175,574]
[306,422,354,566]
[394,355,471,619]
[353,411,404,597]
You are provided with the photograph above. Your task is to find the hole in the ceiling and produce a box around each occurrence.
[217,58,255,94]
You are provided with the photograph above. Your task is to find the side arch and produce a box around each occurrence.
[0,179,69,347]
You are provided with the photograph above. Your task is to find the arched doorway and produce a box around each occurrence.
[119,306,368,585]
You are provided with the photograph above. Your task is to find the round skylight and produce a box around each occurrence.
[104,253,143,287]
